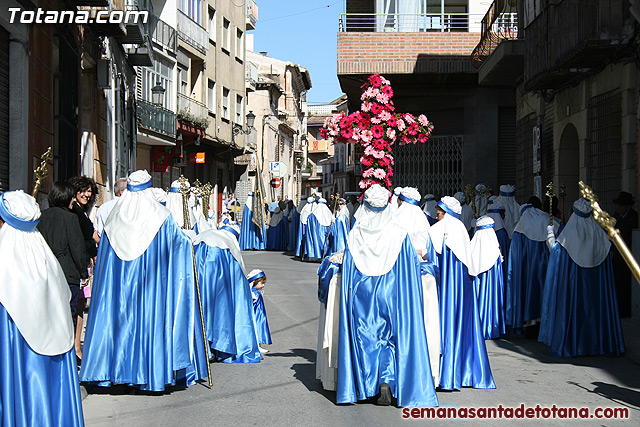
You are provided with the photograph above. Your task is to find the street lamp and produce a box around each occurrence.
[232,111,256,147]
[151,81,165,106]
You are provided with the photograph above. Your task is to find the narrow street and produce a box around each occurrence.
[82,250,640,426]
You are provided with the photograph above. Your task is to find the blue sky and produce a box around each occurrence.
[251,0,345,105]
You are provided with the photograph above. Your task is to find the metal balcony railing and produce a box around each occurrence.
[177,93,209,122]
[471,0,519,67]
[177,10,208,54]
[137,99,177,137]
[246,0,258,30]
[338,13,484,33]
[151,16,176,52]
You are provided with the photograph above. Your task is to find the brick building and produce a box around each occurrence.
[337,0,517,196]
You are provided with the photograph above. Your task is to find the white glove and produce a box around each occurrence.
[545,224,556,251]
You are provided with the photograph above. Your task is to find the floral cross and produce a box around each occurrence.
[320,74,434,191]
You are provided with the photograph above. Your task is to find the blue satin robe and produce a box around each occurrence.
[329,214,350,254]
[506,232,549,329]
[295,219,307,258]
[252,288,272,345]
[474,259,506,339]
[317,255,341,305]
[79,218,209,391]
[304,215,330,260]
[539,246,625,357]
[426,239,496,391]
[337,238,438,407]
[0,305,84,427]
[239,205,267,250]
[266,219,288,251]
[495,228,510,285]
[194,245,262,363]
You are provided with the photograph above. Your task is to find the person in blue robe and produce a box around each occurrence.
[296,197,314,258]
[286,200,300,252]
[305,198,332,261]
[470,216,506,339]
[79,171,209,392]
[495,185,520,238]
[506,198,561,331]
[422,193,438,226]
[267,207,288,251]
[194,229,262,363]
[425,196,495,391]
[337,184,438,408]
[0,190,85,427]
[486,201,510,285]
[329,198,350,254]
[239,193,267,250]
[539,199,625,357]
[247,270,272,347]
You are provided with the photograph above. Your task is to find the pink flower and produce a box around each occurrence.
[324,116,332,127]
[386,128,396,140]
[376,92,389,104]
[381,85,393,97]
[371,117,381,124]
[408,122,419,136]
[360,129,373,144]
[387,115,397,127]
[371,124,384,139]
[341,127,353,139]
[359,179,371,189]
[369,74,382,87]
[361,155,374,167]
[373,168,386,179]
[328,123,339,136]
[372,139,386,150]
[418,114,429,126]
[404,113,415,124]
[401,134,412,145]
[397,119,406,131]
[372,149,385,159]
[379,110,391,121]
[370,103,383,115]
[364,145,375,156]
[379,156,390,167]
[418,133,428,143]
[361,101,372,112]
[363,167,375,178]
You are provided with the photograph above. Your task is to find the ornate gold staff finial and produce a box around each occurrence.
[201,183,212,218]
[559,184,566,224]
[466,184,477,219]
[579,181,640,285]
[484,186,493,216]
[177,175,192,230]
[545,181,556,226]
[32,147,53,198]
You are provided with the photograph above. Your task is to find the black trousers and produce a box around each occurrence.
[68,283,80,329]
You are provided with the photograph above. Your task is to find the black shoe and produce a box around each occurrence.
[376,383,392,406]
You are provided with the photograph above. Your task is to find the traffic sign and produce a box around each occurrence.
[270,177,281,188]
[269,161,288,178]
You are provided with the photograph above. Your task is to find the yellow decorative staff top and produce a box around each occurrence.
[545,182,556,226]
[177,175,192,230]
[32,147,53,198]
[201,183,212,218]
[579,181,640,284]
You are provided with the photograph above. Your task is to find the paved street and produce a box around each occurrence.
[82,250,640,426]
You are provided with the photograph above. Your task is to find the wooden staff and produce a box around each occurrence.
[580,181,640,285]
[177,175,213,389]
[545,182,556,226]
[31,147,53,198]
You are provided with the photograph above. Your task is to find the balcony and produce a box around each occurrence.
[87,1,127,38]
[471,0,522,86]
[177,10,208,55]
[246,0,259,30]
[246,61,258,92]
[137,99,176,137]
[177,93,209,130]
[338,12,484,33]
[118,0,152,45]
[151,16,177,53]
[524,0,633,91]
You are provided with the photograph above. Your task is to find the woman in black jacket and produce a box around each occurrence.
[37,181,88,335]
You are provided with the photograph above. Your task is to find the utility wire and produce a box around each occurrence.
[259,1,342,23]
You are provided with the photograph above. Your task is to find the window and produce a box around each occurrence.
[236,28,244,61]
[178,0,201,24]
[235,94,243,124]
[222,18,230,52]
[207,79,216,113]
[141,57,174,111]
[177,68,188,95]
[208,8,216,42]
[222,87,230,120]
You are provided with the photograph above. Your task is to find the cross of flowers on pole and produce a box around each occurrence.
[320,74,434,191]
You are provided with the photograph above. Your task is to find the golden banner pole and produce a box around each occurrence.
[31,147,53,198]
[178,175,213,389]
[545,182,556,226]
[465,184,477,219]
[579,181,640,285]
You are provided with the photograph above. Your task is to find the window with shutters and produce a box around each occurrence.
[222,87,230,120]
[207,79,216,113]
